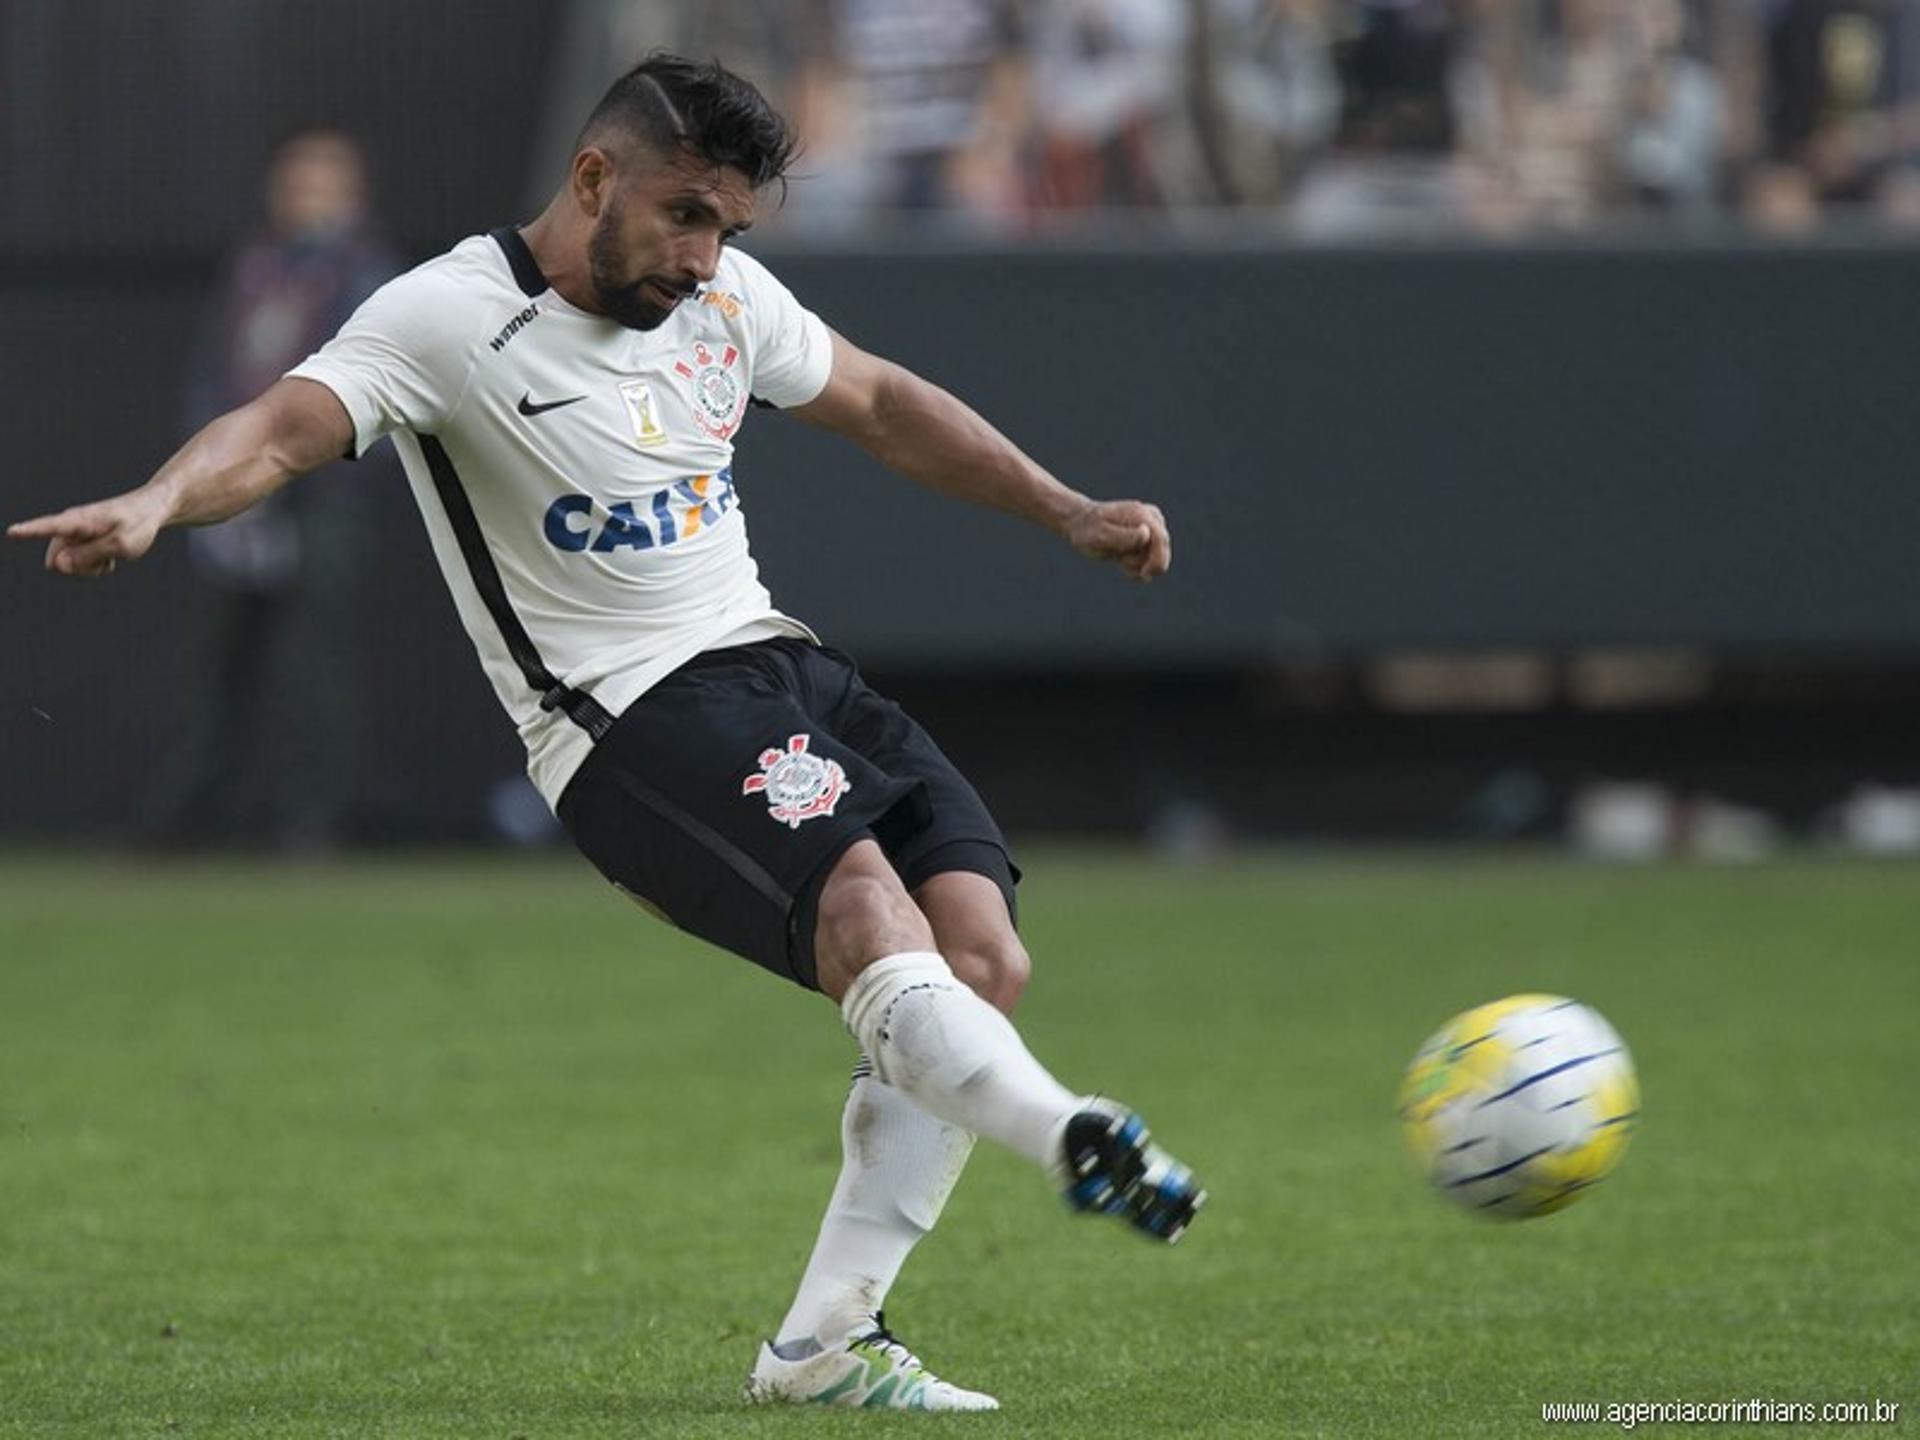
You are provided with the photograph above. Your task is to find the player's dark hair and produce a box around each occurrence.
[577,53,798,194]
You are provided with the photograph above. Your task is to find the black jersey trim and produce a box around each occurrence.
[418,434,614,741]
[489,226,548,298]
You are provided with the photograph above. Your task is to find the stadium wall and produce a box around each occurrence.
[6,244,1920,839]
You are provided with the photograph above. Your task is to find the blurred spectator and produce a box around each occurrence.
[1340,0,1463,153]
[1190,0,1344,208]
[1747,0,1920,229]
[1461,0,1727,229]
[1879,12,1920,225]
[1292,0,1483,237]
[1025,0,1190,213]
[1475,0,1636,228]
[610,0,807,91]
[807,0,1031,225]
[1618,0,1727,213]
[142,130,397,851]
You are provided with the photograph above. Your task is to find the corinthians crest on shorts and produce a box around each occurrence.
[741,733,851,829]
[675,339,747,441]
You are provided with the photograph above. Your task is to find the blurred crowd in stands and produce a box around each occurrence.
[555,0,1920,237]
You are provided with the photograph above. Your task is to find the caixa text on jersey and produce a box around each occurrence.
[542,469,738,553]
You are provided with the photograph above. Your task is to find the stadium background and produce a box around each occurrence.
[2,5,1916,1436]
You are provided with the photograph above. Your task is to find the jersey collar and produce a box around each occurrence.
[490,225,549,299]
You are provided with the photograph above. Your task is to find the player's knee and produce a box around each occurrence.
[945,934,1031,1014]
[813,843,934,998]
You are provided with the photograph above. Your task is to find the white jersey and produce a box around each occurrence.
[287,229,834,808]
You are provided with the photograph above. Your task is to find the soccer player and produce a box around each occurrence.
[9,55,1203,1412]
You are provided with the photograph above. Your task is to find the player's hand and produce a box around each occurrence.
[7,492,166,578]
[1064,498,1171,583]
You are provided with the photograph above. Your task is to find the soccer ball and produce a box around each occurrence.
[1398,993,1638,1220]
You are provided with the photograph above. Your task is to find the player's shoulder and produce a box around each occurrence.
[711,246,803,312]
[347,235,515,346]
[369,235,516,309]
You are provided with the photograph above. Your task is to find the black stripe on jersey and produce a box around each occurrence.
[418,435,615,742]
[490,226,548,298]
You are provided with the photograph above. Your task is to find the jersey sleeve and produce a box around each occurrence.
[730,250,833,410]
[285,265,478,457]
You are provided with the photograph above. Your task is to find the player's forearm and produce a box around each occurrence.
[139,413,293,529]
[142,379,349,529]
[858,366,1090,536]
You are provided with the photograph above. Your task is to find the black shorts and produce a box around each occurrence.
[556,638,1018,990]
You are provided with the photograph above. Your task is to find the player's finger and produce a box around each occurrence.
[53,533,125,577]
[55,551,116,578]
[1096,505,1150,554]
[9,509,107,542]
[48,541,89,576]
[1126,523,1154,580]
[1119,511,1172,579]
[1142,514,1171,579]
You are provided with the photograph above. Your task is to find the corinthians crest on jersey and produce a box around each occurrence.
[741,734,851,829]
[675,339,747,441]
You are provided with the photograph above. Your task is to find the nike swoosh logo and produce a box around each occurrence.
[517,391,587,417]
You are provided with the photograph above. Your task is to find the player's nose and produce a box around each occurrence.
[681,233,723,285]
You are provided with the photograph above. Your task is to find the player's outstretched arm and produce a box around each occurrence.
[791,331,1171,583]
[7,377,353,579]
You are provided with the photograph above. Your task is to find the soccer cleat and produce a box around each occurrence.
[1059,1101,1206,1243]
[743,1315,999,1411]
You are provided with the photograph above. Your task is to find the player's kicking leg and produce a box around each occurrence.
[816,845,1204,1242]
[746,845,1204,1411]
[918,867,1204,1241]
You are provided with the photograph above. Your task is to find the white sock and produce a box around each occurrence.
[840,951,1083,1170]
[774,1060,976,1351]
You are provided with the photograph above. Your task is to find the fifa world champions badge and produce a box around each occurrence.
[741,734,851,829]
[618,379,668,448]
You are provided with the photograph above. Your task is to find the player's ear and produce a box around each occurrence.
[571,146,615,217]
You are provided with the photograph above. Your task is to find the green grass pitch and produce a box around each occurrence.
[1,852,1914,1437]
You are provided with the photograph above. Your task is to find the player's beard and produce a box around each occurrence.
[588,203,689,331]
